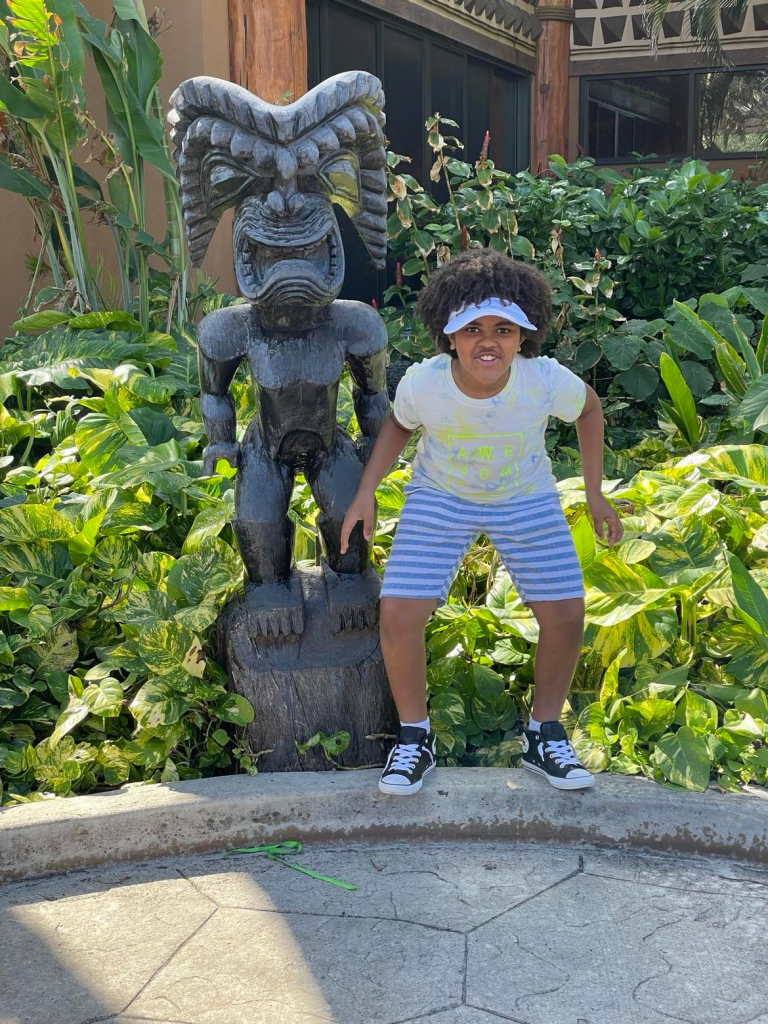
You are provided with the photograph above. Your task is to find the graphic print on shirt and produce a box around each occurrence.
[447,431,524,496]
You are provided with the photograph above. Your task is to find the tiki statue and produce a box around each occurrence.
[168,72,390,639]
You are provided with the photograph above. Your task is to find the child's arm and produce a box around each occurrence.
[340,413,414,554]
[575,385,623,546]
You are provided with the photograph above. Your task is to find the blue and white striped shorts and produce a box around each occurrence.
[381,486,585,605]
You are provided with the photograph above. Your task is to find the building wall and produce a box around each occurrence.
[0,0,236,338]
[568,0,768,175]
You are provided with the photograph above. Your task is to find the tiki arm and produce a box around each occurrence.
[345,302,390,448]
[198,307,248,472]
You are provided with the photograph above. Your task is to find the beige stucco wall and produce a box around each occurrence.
[0,0,236,337]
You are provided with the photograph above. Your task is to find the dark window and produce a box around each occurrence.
[384,27,425,185]
[584,75,689,160]
[467,57,492,166]
[310,0,529,175]
[431,46,465,202]
[696,69,768,156]
[323,3,376,77]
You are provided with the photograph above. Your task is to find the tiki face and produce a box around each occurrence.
[168,71,388,311]
[233,193,345,309]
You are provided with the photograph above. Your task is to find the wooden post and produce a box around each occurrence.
[228,0,308,103]
[532,0,575,175]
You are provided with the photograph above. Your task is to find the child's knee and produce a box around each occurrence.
[380,598,430,639]
[535,596,585,634]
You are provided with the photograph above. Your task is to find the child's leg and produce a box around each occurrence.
[379,597,436,722]
[486,492,586,722]
[379,488,477,723]
[527,597,585,721]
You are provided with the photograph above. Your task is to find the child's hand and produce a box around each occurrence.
[340,491,376,554]
[587,493,623,546]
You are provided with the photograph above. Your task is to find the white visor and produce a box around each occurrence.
[443,297,537,335]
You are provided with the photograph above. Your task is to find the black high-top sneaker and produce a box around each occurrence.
[521,720,594,790]
[379,725,437,795]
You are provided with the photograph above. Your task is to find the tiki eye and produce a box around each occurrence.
[202,155,269,209]
[318,154,361,217]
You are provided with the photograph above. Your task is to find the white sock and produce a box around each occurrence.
[528,716,542,732]
[401,718,430,733]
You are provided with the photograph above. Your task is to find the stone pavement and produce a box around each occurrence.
[2,840,768,1024]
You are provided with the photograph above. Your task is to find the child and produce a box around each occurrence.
[340,248,622,795]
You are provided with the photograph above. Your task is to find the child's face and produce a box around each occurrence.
[449,315,523,390]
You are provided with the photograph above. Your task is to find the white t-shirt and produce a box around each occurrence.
[393,353,587,504]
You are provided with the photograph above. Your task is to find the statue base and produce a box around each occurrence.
[219,566,396,771]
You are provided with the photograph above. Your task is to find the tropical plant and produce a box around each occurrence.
[0,313,264,803]
[0,0,187,329]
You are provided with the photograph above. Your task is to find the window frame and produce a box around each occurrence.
[579,62,767,163]
[307,0,531,175]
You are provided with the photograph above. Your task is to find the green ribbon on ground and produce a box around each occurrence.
[224,840,357,890]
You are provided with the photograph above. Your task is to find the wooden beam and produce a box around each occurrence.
[228,0,308,103]
[532,0,574,174]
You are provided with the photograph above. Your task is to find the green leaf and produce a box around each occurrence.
[103,501,166,535]
[585,555,672,626]
[97,743,131,785]
[473,664,505,700]
[510,235,534,259]
[602,334,644,371]
[733,688,768,722]
[727,552,768,634]
[616,364,659,400]
[651,726,711,791]
[182,493,235,553]
[429,687,466,726]
[676,690,718,733]
[0,504,75,542]
[0,542,72,584]
[140,622,206,679]
[427,657,459,694]
[715,341,748,397]
[11,311,70,331]
[740,375,768,432]
[0,74,46,119]
[659,352,700,447]
[215,693,254,727]
[29,623,78,674]
[706,621,768,688]
[130,681,191,727]
[401,257,424,276]
[571,514,596,569]
[599,649,625,708]
[648,516,721,579]
[49,700,90,746]
[0,587,32,613]
[677,445,768,490]
[588,609,677,669]
[629,698,677,731]
[67,310,143,331]
[166,539,242,607]
[668,320,714,360]
[83,678,124,717]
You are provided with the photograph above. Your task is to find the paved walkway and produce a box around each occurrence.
[2,839,767,1024]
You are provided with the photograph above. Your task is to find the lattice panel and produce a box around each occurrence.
[572,0,768,52]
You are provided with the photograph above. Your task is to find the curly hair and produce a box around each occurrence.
[416,248,553,359]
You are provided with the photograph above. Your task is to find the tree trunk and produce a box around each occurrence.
[228,0,308,104]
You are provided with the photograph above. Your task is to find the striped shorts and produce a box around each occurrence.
[380,486,585,605]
